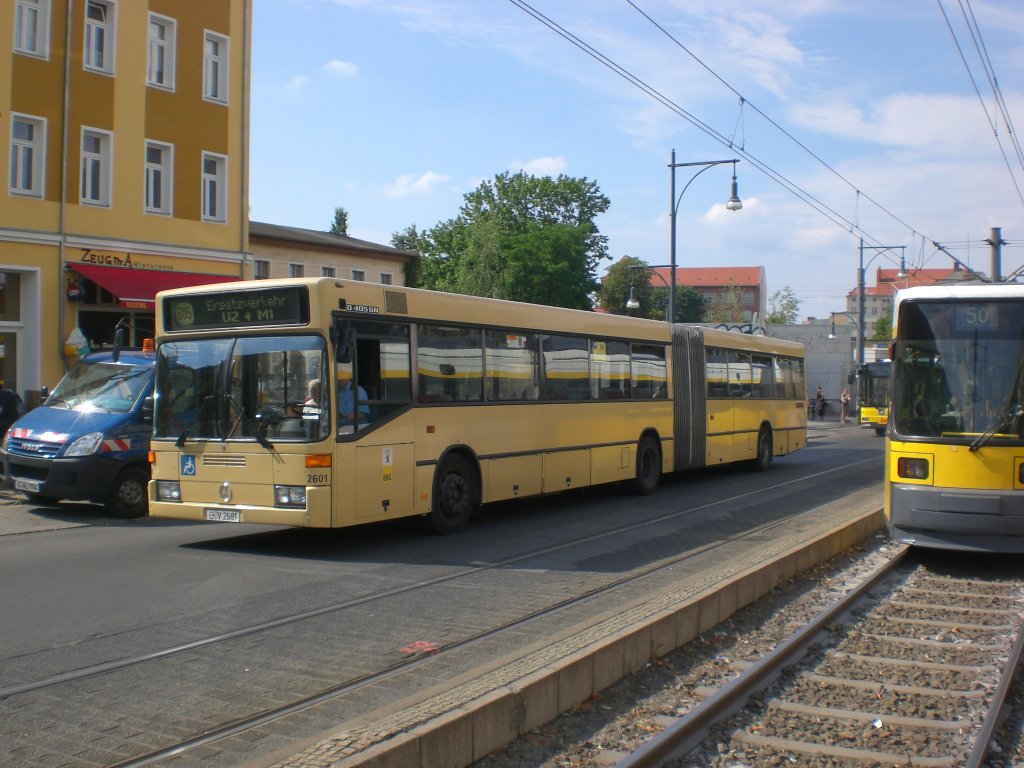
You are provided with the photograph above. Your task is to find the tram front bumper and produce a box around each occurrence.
[889,483,1024,552]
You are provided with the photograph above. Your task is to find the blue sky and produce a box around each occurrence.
[250,0,1024,322]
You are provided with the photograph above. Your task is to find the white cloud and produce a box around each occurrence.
[324,59,359,77]
[510,156,569,177]
[285,74,310,91]
[382,171,452,198]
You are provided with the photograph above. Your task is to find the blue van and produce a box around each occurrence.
[1,346,155,517]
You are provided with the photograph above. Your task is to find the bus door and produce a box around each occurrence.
[334,318,414,524]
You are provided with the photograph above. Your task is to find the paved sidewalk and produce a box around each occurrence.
[0,490,89,535]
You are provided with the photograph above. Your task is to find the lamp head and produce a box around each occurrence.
[725,167,743,211]
[626,284,640,311]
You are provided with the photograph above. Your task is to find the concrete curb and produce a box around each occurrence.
[275,495,885,768]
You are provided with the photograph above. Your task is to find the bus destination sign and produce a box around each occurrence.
[164,286,310,331]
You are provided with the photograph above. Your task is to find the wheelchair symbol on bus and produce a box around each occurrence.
[181,454,197,476]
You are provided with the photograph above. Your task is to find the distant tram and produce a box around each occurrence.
[858,360,891,436]
[887,283,1024,552]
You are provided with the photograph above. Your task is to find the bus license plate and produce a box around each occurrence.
[205,508,241,523]
[14,479,40,493]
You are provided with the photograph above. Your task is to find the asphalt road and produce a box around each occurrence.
[0,420,882,767]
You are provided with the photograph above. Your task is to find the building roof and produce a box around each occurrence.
[249,220,416,263]
[648,265,764,288]
[848,266,982,298]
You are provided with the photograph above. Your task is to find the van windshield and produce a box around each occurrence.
[154,334,329,443]
[46,361,152,414]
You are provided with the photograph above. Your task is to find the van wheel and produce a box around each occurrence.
[749,427,773,471]
[429,454,478,534]
[107,468,149,518]
[630,436,661,495]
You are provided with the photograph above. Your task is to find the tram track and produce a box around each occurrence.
[614,549,1024,768]
[0,454,880,765]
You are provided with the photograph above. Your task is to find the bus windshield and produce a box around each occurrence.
[893,299,1024,442]
[858,362,890,408]
[154,334,330,444]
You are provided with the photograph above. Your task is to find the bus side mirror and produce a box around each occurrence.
[335,327,355,364]
[141,395,155,424]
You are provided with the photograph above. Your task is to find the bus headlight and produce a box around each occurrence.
[156,480,181,501]
[275,485,307,508]
[897,457,929,480]
[65,432,105,457]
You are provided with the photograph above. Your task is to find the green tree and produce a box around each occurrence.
[329,207,349,236]
[705,281,745,323]
[765,286,800,324]
[871,310,893,340]
[417,172,610,309]
[597,256,649,316]
[391,224,423,286]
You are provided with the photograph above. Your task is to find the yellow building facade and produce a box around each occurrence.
[2,0,251,405]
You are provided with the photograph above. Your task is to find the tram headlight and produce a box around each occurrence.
[275,485,307,508]
[156,480,181,501]
[897,457,929,480]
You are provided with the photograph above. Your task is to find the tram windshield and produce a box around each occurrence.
[893,300,1024,443]
[154,334,330,444]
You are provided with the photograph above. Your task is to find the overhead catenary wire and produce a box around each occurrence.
[507,0,1018,280]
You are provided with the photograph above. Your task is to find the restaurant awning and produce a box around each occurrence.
[71,263,241,310]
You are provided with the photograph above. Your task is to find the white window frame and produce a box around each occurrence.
[351,269,365,282]
[9,113,46,198]
[200,151,227,223]
[253,259,269,280]
[321,266,336,278]
[83,0,115,75]
[147,13,176,90]
[144,140,173,215]
[289,263,304,278]
[14,0,50,58]
[80,127,112,206]
[202,30,229,104]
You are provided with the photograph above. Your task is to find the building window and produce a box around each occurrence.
[351,269,365,282]
[321,266,336,278]
[201,151,226,222]
[253,259,269,280]
[147,13,175,89]
[380,273,393,285]
[289,264,304,278]
[9,114,45,197]
[84,0,115,74]
[203,31,228,103]
[14,0,50,57]
[80,128,112,206]
[144,140,173,214]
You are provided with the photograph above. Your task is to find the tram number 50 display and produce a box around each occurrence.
[955,304,999,332]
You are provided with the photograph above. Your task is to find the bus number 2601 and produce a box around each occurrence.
[307,473,329,484]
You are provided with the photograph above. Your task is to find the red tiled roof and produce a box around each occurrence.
[648,266,763,287]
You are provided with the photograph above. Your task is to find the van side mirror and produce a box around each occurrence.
[113,318,128,362]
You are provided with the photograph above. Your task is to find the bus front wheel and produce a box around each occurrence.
[749,427,773,472]
[630,436,661,495]
[429,454,478,534]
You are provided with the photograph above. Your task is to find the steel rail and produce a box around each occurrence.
[965,609,1024,768]
[615,545,910,768]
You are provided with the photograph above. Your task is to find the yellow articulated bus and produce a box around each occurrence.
[148,278,807,533]
[858,360,891,436]
[887,283,1024,552]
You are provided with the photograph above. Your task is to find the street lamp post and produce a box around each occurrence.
[669,150,743,323]
[625,263,672,319]
[857,239,905,369]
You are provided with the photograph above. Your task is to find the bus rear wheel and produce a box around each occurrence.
[630,436,661,495]
[429,454,478,534]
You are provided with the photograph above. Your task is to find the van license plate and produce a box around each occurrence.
[206,509,240,523]
[14,479,40,493]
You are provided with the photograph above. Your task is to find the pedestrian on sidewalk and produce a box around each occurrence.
[840,387,852,424]
[815,386,826,420]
